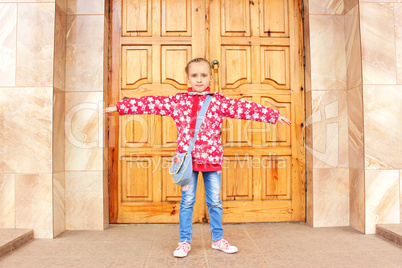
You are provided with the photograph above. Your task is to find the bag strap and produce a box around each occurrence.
[187,94,212,153]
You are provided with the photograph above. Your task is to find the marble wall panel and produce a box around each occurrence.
[0,4,17,87]
[344,0,358,14]
[365,170,400,234]
[66,15,105,92]
[363,85,402,169]
[345,5,362,90]
[56,0,67,13]
[400,170,402,222]
[4,1,56,2]
[0,87,52,174]
[16,3,55,87]
[103,167,109,229]
[360,3,396,85]
[306,151,314,227]
[65,92,103,171]
[348,86,364,169]
[103,12,109,94]
[305,90,313,149]
[67,0,105,15]
[360,0,402,2]
[310,15,347,91]
[53,172,65,237]
[65,171,104,230]
[349,168,365,233]
[395,4,402,85]
[0,175,15,228]
[309,0,343,15]
[54,4,66,91]
[53,89,65,173]
[312,168,350,227]
[310,91,349,168]
[15,174,53,238]
[0,0,55,2]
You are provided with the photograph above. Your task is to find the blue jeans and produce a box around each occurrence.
[179,171,223,243]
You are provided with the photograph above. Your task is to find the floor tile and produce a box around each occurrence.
[0,223,401,267]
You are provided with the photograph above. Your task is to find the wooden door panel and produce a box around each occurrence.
[222,155,253,201]
[260,46,290,88]
[121,156,153,202]
[260,0,289,37]
[122,0,152,36]
[122,46,152,89]
[221,46,251,88]
[259,97,291,147]
[221,0,250,36]
[161,0,192,36]
[261,156,291,200]
[121,115,152,148]
[161,45,192,88]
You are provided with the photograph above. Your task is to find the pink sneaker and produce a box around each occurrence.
[212,238,238,253]
[173,242,191,257]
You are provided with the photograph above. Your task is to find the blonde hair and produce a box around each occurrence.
[185,58,212,75]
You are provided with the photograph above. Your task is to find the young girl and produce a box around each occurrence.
[104,58,291,258]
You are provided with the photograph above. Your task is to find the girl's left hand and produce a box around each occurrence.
[103,106,117,113]
[277,115,291,126]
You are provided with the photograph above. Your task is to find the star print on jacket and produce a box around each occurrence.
[116,92,280,166]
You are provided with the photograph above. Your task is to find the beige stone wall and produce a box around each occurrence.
[346,1,365,234]
[0,1,56,238]
[359,0,402,234]
[0,0,108,238]
[305,0,350,228]
[64,0,108,231]
[53,0,67,238]
[306,0,401,233]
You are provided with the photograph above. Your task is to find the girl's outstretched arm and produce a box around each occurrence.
[103,95,176,117]
[218,94,291,125]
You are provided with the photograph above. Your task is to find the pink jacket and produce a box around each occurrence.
[116,92,280,166]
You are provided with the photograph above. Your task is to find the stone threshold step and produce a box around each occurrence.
[0,229,34,259]
[376,224,402,247]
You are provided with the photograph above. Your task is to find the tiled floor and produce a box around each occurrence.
[0,223,401,267]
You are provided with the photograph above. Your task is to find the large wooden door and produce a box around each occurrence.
[109,0,305,223]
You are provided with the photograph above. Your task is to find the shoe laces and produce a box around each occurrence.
[216,239,231,250]
[176,241,190,252]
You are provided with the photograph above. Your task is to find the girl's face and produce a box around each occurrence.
[186,62,213,92]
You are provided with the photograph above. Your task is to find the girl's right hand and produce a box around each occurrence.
[103,106,117,113]
[277,115,291,126]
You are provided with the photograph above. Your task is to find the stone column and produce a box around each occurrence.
[304,0,350,228]
[64,0,109,231]
[359,0,401,234]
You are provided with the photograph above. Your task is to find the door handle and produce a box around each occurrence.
[210,60,220,68]
[211,60,220,91]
